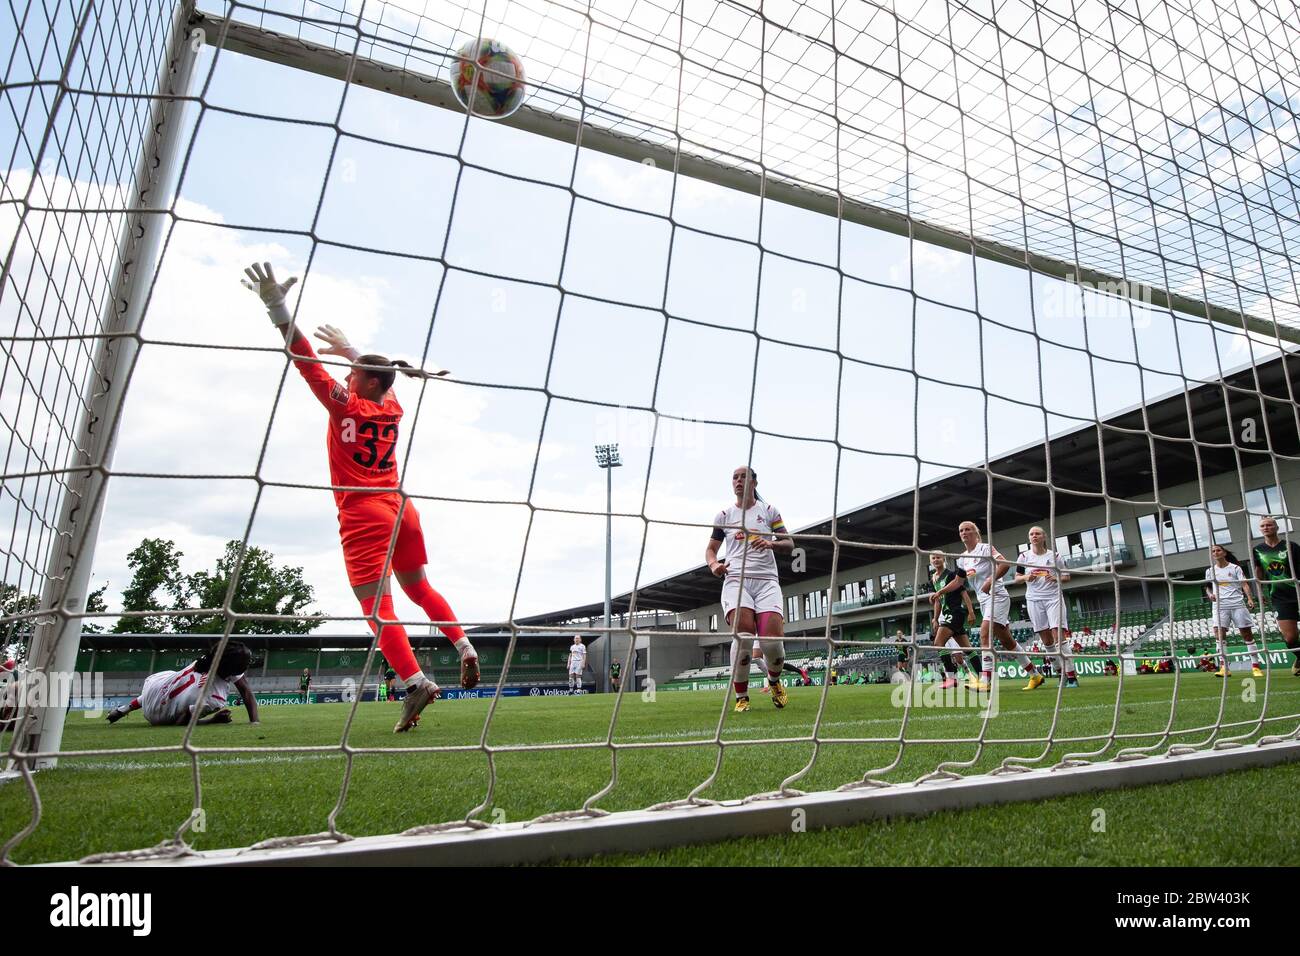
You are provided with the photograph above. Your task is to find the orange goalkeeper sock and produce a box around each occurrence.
[360,593,421,683]
[400,578,466,643]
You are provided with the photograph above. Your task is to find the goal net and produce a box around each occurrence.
[3,0,1300,865]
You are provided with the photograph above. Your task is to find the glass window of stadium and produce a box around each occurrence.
[1138,500,1229,558]
[1244,485,1292,534]
[1054,522,1125,559]
[880,573,896,593]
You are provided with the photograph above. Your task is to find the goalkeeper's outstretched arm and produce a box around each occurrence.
[242,261,300,343]
[242,262,351,412]
[241,263,449,407]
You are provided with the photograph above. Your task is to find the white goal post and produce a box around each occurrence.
[6,0,200,769]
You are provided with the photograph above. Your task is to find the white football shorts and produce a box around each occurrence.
[977,589,1011,627]
[1214,604,1253,630]
[722,576,784,619]
[1027,596,1068,633]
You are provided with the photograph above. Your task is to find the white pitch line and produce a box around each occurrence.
[35,687,1300,773]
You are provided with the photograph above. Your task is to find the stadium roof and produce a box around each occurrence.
[519,350,1300,625]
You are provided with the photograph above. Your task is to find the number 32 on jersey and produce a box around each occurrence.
[341,417,397,471]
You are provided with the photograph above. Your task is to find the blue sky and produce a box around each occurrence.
[2,0,1294,634]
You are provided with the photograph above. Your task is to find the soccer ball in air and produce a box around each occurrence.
[450,38,526,119]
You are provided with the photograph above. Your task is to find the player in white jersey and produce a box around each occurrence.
[566,635,589,693]
[704,466,794,712]
[107,642,259,726]
[1204,545,1264,678]
[953,521,1038,692]
[1014,526,1078,689]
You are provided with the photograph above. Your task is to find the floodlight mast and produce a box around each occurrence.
[594,444,622,693]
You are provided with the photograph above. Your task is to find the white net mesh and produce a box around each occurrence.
[216,0,1300,332]
[2,0,1300,864]
[2,0,178,608]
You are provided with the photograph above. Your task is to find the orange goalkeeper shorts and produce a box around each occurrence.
[338,493,428,587]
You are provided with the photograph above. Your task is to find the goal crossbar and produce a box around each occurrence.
[64,738,1300,867]
[190,11,1298,347]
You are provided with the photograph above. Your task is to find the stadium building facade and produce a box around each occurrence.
[652,460,1299,681]
[524,354,1300,689]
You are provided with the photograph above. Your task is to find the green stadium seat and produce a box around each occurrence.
[265,649,316,672]
[91,651,153,672]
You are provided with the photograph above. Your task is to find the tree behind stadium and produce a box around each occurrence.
[113,538,321,635]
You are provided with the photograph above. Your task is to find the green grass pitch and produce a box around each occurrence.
[2,673,1298,865]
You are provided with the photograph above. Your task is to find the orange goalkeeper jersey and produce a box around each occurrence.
[288,333,403,510]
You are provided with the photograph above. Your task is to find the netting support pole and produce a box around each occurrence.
[603,459,612,695]
[11,0,199,771]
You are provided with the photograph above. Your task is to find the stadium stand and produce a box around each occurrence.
[84,635,585,701]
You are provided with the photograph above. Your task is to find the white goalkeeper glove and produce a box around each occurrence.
[241,262,299,327]
[314,323,360,361]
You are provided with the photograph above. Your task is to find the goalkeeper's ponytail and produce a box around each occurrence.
[356,355,434,392]
[388,359,429,380]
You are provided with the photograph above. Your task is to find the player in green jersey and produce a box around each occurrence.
[1253,516,1300,676]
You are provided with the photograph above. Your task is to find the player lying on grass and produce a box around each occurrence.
[106,642,259,726]
[705,465,793,712]
[1205,545,1264,678]
[242,263,478,733]
[0,658,19,728]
